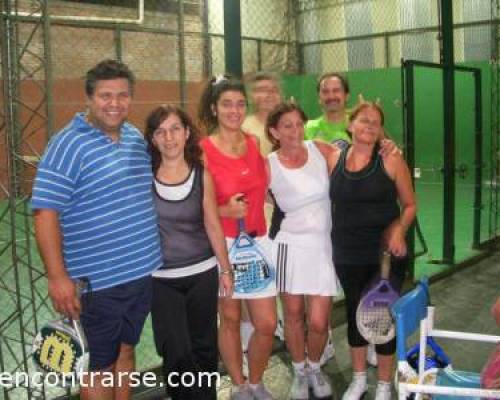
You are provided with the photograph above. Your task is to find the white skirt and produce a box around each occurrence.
[222,235,277,299]
[272,241,340,296]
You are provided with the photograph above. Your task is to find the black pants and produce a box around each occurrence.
[151,267,219,400]
[336,257,407,355]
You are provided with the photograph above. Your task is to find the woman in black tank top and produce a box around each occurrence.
[327,102,416,400]
[145,105,233,400]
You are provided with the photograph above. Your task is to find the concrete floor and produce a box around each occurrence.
[137,249,500,400]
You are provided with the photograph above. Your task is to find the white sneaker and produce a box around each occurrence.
[230,383,254,400]
[342,374,367,400]
[307,368,332,398]
[250,382,274,400]
[289,371,309,399]
[367,344,378,367]
[319,330,335,366]
[374,381,391,400]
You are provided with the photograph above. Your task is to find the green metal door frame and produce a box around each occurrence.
[402,60,483,273]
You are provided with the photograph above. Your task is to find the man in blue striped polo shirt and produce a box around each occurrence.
[32,59,162,399]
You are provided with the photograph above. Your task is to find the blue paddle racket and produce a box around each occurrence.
[229,219,275,294]
[356,251,400,344]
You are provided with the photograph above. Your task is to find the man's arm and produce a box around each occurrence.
[34,209,80,319]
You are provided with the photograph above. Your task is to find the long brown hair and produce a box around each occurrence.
[265,101,308,151]
[145,105,202,174]
[198,75,247,134]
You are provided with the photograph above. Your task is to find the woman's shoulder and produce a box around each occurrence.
[381,150,406,179]
[243,131,259,145]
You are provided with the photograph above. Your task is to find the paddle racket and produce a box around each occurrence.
[32,279,89,385]
[356,251,400,344]
[229,219,275,294]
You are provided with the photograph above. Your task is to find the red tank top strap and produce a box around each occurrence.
[200,134,267,238]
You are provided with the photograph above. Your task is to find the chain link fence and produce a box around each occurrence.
[297,0,497,71]
[1,0,499,398]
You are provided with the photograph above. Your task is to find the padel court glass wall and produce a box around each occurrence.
[1,0,498,398]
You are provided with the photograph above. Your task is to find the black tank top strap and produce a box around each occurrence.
[195,163,204,205]
[330,144,350,179]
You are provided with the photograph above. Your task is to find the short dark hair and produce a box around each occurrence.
[265,101,308,151]
[145,105,202,174]
[317,72,349,94]
[198,75,247,134]
[85,59,135,97]
[247,71,280,88]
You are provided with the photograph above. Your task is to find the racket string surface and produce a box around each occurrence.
[229,230,275,294]
[355,252,400,344]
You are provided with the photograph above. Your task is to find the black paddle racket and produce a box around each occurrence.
[32,279,89,384]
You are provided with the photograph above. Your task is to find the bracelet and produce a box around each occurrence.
[219,268,232,276]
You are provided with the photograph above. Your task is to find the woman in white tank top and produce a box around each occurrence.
[266,102,340,400]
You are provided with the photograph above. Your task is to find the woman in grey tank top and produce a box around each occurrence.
[145,105,233,400]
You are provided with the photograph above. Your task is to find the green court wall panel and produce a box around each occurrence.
[281,61,495,274]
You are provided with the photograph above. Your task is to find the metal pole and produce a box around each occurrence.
[178,0,186,108]
[42,0,53,138]
[403,60,416,278]
[223,0,242,77]
[384,34,390,68]
[114,27,123,62]
[257,40,262,71]
[473,70,483,248]
[201,0,211,78]
[2,0,32,397]
[440,0,455,264]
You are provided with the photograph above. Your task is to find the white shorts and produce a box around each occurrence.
[272,241,340,296]
[223,235,277,300]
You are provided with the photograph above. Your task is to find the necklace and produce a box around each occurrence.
[230,139,245,153]
[215,131,245,154]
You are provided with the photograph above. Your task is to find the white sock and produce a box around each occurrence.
[233,383,248,393]
[240,321,254,352]
[307,358,321,372]
[249,382,261,390]
[377,380,391,388]
[353,371,367,383]
[292,360,307,375]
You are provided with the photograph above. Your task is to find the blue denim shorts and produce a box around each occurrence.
[80,275,152,371]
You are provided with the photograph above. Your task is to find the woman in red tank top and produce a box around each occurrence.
[199,75,277,400]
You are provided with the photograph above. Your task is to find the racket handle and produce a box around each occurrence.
[238,218,245,233]
[380,251,391,279]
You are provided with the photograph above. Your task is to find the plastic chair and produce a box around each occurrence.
[391,278,500,400]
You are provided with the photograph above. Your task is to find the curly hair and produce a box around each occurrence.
[265,101,308,151]
[198,75,247,134]
[145,105,202,174]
